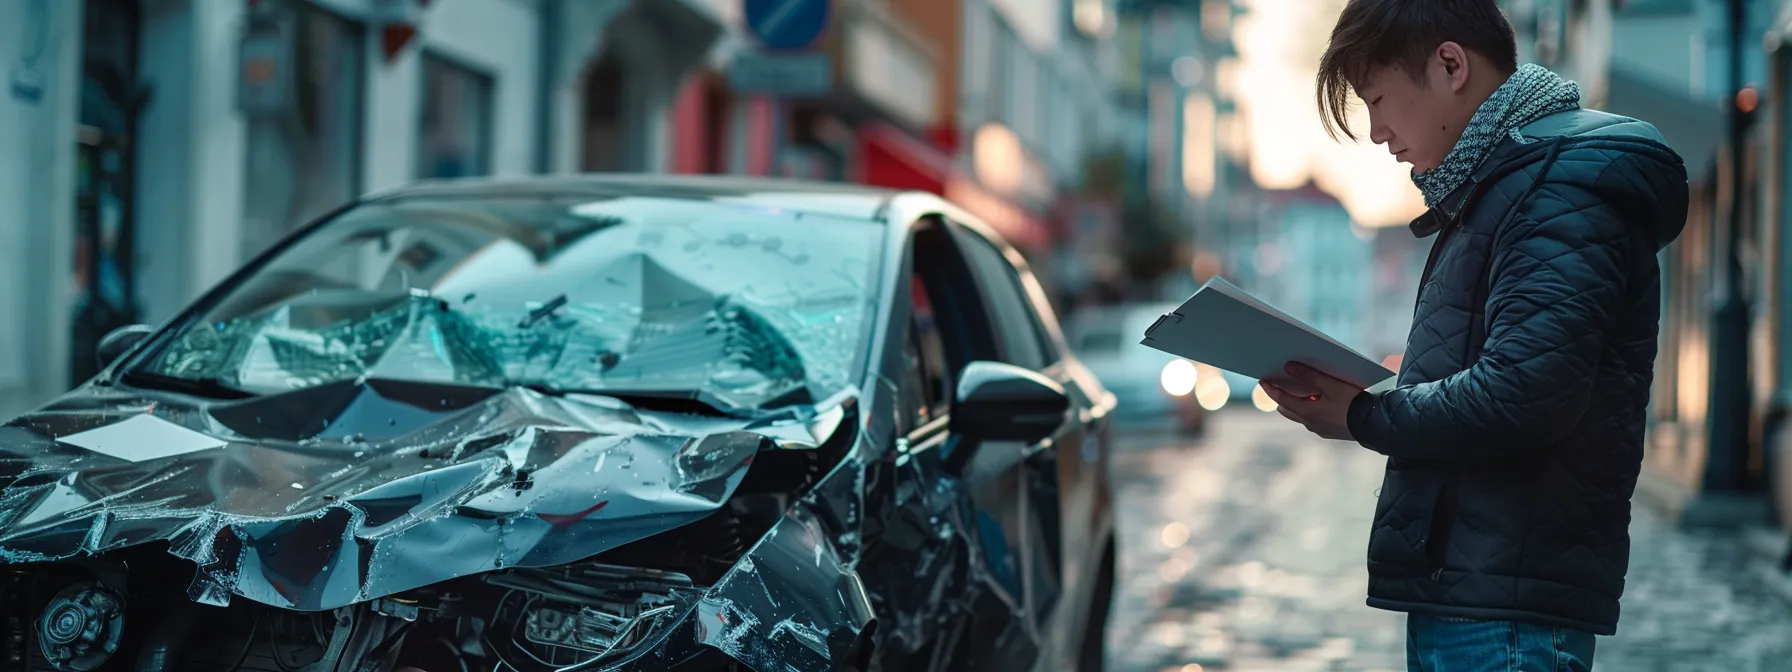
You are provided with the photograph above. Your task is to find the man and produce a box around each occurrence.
[1259,1,1688,670]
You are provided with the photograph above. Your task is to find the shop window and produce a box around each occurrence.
[241,1,365,261]
[418,53,494,179]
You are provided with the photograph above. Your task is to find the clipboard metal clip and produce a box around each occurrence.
[1142,312,1183,342]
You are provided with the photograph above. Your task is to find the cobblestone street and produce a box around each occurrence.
[1104,409,1792,672]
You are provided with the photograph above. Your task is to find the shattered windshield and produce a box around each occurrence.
[131,194,886,414]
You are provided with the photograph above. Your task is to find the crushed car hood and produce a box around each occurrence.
[0,378,847,612]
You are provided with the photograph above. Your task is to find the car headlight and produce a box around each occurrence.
[1159,359,1198,397]
[1195,375,1229,410]
[1251,384,1278,412]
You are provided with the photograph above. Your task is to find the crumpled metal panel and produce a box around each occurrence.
[0,364,1056,671]
[688,507,875,670]
[0,380,848,612]
[641,374,1042,672]
[612,505,876,672]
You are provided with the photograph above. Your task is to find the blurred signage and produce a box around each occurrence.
[237,22,292,117]
[730,52,833,97]
[743,0,832,50]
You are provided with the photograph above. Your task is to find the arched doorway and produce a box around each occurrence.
[577,0,723,173]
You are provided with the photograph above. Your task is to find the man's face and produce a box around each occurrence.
[1354,62,1462,173]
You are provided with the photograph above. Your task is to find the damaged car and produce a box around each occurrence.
[0,176,1119,672]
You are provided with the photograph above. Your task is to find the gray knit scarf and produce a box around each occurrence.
[1412,63,1582,216]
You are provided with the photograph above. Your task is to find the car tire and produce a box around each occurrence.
[1076,535,1117,672]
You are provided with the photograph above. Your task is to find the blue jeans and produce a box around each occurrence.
[1406,614,1596,672]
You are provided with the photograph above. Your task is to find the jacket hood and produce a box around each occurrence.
[1521,109,1689,251]
[1419,108,1691,252]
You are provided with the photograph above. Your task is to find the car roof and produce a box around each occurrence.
[365,174,903,222]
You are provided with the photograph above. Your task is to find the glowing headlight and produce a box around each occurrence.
[1195,375,1230,410]
[1160,359,1199,397]
[1252,384,1278,412]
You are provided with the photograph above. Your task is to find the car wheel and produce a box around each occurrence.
[1077,535,1117,672]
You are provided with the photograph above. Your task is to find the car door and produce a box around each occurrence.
[947,222,1109,669]
[856,221,1039,672]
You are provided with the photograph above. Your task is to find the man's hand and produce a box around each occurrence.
[1260,362,1364,441]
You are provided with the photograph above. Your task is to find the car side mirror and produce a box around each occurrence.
[96,324,154,370]
[947,361,1071,445]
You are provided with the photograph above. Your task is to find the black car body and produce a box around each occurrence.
[0,176,1118,672]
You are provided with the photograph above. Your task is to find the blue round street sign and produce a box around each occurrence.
[743,0,831,51]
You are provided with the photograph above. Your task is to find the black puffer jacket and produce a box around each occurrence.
[1346,109,1688,635]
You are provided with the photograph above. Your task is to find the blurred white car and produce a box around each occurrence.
[1067,303,1280,434]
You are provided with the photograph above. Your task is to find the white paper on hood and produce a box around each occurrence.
[57,413,228,463]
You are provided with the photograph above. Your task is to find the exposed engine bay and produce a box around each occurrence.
[0,437,841,672]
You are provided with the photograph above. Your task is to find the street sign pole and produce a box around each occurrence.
[732,0,834,97]
[744,0,831,51]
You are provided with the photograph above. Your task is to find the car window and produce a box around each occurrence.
[899,275,952,432]
[129,195,886,415]
[1010,259,1067,365]
[898,319,931,433]
[951,226,1052,369]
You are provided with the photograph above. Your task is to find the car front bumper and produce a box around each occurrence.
[600,507,876,671]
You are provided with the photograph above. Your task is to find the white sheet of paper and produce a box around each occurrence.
[58,413,228,463]
[1141,276,1397,389]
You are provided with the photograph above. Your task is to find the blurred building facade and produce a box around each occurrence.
[0,0,1143,416]
[1262,188,1374,355]
[0,0,82,417]
[1181,0,1259,300]
[1502,0,1792,536]
[1091,0,1260,304]
[1762,0,1792,530]
[1,0,744,416]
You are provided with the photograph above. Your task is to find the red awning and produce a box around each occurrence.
[855,122,954,193]
[855,122,1053,250]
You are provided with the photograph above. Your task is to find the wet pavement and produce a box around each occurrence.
[1104,409,1792,672]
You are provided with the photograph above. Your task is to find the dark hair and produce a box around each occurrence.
[1316,0,1519,140]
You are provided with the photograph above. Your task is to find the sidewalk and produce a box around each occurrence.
[1105,410,1792,672]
